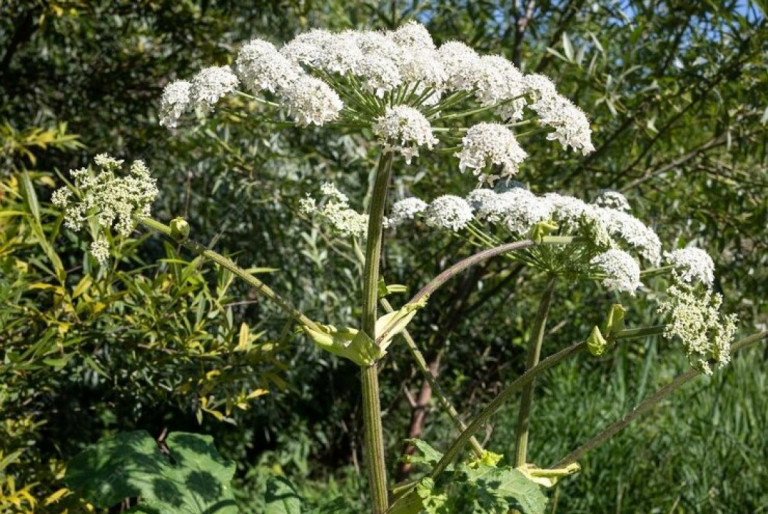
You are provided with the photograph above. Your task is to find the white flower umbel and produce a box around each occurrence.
[372,105,438,164]
[657,284,737,374]
[593,190,631,213]
[591,249,643,295]
[54,154,159,263]
[301,182,369,238]
[159,80,192,128]
[280,75,344,126]
[236,39,302,94]
[424,195,473,231]
[457,123,527,184]
[189,66,239,113]
[665,248,715,286]
[387,197,428,228]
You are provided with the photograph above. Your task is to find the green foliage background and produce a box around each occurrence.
[1,0,766,512]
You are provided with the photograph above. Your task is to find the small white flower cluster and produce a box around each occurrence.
[159,66,238,127]
[456,123,527,185]
[389,194,473,232]
[300,183,370,238]
[53,154,159,264]
[590,249,643,295]
[524,74,595,155]
[423,195,474,231]
[665,247,715,286]
[387,197,427,227]
[593,190,631,212]
[657,284,737,374]
[373,105,438,163]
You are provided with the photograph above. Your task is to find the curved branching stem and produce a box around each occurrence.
[380,298,484,458]
[406,236,577,306]
[514,275,556,467]
[376,236,577,348]
[551,330,768,469]
[138,217,321,333]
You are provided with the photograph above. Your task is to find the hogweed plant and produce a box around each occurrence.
[53,22,766,514]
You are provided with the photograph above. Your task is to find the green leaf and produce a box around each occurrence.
[404,439,444,468]
[65,430,237,513]
[265,476,304,514]
[463,466,548,514]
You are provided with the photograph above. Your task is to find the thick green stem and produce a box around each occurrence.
[361,151,394,514]
[138,217,320,332]
[514,276,556,467]
[380,298,484,458]
[552,330,768,468]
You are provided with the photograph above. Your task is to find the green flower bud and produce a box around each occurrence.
[587,326,607,356]
[170,217,190,241]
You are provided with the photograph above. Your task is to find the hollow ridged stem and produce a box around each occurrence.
[552,330,768,468]
[514,276,556,467]
[380,298,484,458]
[361,151,394,514]
[138,217,320,332]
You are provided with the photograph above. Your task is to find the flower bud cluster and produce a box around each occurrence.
[53,154,159,264]
[300,183,370,238]
[657,284,737,374]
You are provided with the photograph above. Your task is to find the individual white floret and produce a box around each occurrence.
[236,39,302,93]
[438,41,480,91]
[424,195,473,231]
[372,105,438,164]
[658,284,737,374]
[593,190,631,213]
[159,80,192,128]
[457,123,527,185]
[665,248,715,286]
[591,249,643,295]
[387,197,428,227]
[280,75,344,126]
[189,66,239,112]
